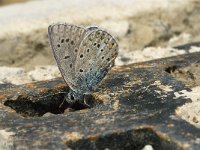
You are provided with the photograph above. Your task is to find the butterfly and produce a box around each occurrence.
[48,23,118,105]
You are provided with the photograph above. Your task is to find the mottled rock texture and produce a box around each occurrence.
[0,51,199,149]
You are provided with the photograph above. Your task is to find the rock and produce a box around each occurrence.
[28,65,60,81]
[116,46,200,66]
[43,112,55,117]
[175,86,200,128]
[0,66,28,85]
[142,145,154,150]
[167,33,192,47]
[100,20,129,37]
[0,65,61,85]
[0,51,200,149]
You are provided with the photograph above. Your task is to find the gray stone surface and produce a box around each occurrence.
[0,65,60,85]
[0,52,200,149]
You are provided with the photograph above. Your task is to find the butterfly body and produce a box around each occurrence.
[48,23,118,104]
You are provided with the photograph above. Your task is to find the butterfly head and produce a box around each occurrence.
[66,90,84,104]
[66,90,93,107]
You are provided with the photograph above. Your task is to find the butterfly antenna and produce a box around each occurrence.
[59,98,66,108]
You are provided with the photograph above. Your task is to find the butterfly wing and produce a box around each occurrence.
[48,23,87,90]
[74,28,118,93]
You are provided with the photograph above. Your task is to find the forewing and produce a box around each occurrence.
[74,29,118,92]
[48,23,86,90]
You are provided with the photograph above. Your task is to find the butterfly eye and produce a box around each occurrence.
[80,54,83,58]
[70,64,72,68]
[93,43,97,46]
[101,49,103,52]
[57,44,60,47]
[87,49,90,52]
[107,58,110,61]
[102,57,104,59]
[97,44,100,48]
[75,48,78,52]
[71,40,74,45]
[79,69,83,72]
[70,94,74,100]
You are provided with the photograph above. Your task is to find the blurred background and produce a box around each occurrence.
[0,0,26,6]
[0,0,200,84]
